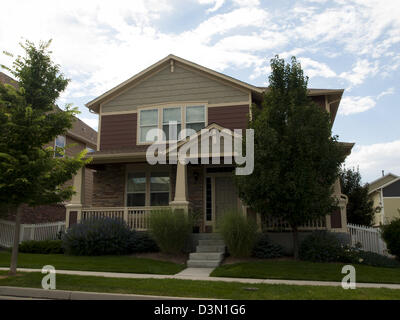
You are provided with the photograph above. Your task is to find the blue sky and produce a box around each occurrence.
[1,0,399,182]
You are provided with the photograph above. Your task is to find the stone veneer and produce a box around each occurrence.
[92,164,126,207]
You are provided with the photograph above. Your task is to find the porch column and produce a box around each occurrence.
[65,167,85,228]
[170,162,189,212]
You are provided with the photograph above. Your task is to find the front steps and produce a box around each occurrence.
[187,233,226,268]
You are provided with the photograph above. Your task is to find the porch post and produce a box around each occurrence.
[170,162,189,212]
[65,167,85,228]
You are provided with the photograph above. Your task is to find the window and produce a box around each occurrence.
[186,106,205,134]
[54,135,66,158]
[127,173,146,206]
[150,172,170,206]
[139,109,158,143]
[162,107,181,141]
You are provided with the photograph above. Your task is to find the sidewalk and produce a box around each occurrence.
[1,267,400,289]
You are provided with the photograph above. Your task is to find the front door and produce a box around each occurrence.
[204,172,242,232]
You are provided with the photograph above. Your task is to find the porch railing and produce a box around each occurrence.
[80,206,169,231]
[263,215,327,231]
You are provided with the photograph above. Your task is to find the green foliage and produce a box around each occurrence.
[19,240,63,254]
[127,231,159,254]
[149,209,192,254]
[0,40,89,209]
[340,167,374,226]
[381,218,400,260]
[235,56,345,258]
[252,233,284,259]
[300,231,400,268]
[62,218,134,256]
[299,231,344,262]
[219,211,258,258]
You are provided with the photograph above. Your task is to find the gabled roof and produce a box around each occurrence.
[369,173,400,194]
[86,54,264,113]
[0,71,18,88]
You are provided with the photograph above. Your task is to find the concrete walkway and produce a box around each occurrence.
[1,267,400,289]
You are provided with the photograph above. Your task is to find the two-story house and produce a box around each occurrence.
[65,55,353,236]
[0,71,97,224]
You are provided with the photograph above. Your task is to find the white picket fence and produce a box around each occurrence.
[348,223,389,256]
[0,219,65,248]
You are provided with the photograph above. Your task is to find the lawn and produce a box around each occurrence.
[0,251,185,275]
[0,271,399,300]
[210,260,400,284]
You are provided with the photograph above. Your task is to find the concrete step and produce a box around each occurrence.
[197,233,223,240]
[189,252,224,261]
[187,260,221,268]
[198,239,225,246]
[196,245,226,253]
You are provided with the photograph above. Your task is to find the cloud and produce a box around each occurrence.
[339,96,376,116]
[377,87,395,100]
[298,57,337,79]
[198,0,226,13]
[346,139,400,182]
[339,59,379,89]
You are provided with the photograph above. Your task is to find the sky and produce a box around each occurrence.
[0,0,399,183]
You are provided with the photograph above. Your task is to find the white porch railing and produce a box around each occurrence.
[348,223,390,256]
[80,206,169,231]
[263,215,327,231]
[0,219,65,248]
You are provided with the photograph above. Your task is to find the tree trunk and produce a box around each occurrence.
[9,206,22,276]
[292,226,299,260]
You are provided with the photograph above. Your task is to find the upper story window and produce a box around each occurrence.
[139,109,158,143]
[138,105,206,143]
[162,107,181,141]
[54,135,66,158]
[186,106,205,133]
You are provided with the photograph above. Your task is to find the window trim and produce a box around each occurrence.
[54,135,66,158]
[125,164,172,207]
[136,103,208,145]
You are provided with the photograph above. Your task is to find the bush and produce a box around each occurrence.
[62,218,133,256]
[381,218,400,260]
[149,209,192,254]
[300,231,400,268]
[252,233,284,259]
[128,231,159,253]
[19,240,64,254]
[299,231,344,262]
[219,211,258,258]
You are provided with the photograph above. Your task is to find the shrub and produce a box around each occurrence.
[149,209,192,254]
[128,231,159,253]
[19,240,64,254]
[252,233,284,259]
[62,218,133,256]
[381,218,400,260]
[299,231,344,262]
[346,249,400,268]
[218,211,258,258]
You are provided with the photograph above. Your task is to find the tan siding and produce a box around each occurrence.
[208,105,249,130]
[383,198,400,224]
[102,63,249,113]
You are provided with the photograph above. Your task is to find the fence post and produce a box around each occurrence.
[29,225,35,241]
[19,224,25,243]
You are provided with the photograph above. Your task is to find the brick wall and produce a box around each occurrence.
[4,204,66,224]
[92,164,126,207]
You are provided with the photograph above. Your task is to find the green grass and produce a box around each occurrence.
[211,260,400,284]
[0,271,399,300]
[0,251,185,275]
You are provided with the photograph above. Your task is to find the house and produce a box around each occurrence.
[0,71,97,224]
[65,54,353,236]
[369,173,400,226]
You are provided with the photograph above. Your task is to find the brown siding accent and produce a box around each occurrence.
[311,95,326,111]
[208,105,249,130]
[100,113,144,151]
[65,136,86,157]
[92,164,126,207]
[330,208,342,228]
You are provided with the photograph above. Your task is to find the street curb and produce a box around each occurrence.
[0,286,202,300]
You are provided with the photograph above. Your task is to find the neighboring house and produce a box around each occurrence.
[65,55,353,235]
[369,173,400,226]
[0,71,97,223]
